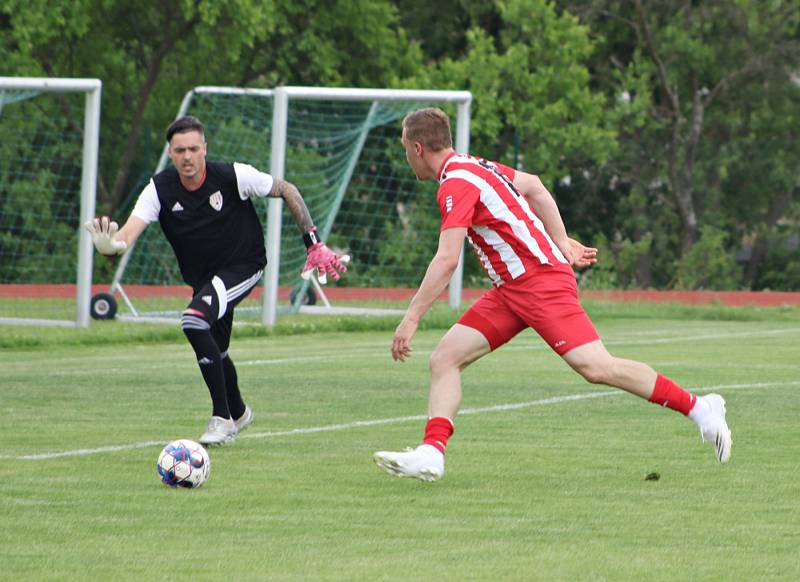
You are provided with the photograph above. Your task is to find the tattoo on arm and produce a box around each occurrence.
[270,179,315,233]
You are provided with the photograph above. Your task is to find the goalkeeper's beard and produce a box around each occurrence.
[180,164,197,178]
[178,161,206,186]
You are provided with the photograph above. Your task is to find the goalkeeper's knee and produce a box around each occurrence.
[181,308,210,333]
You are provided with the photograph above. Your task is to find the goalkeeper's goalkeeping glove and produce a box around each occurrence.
[301,227,349,284]
[84,217,128,256]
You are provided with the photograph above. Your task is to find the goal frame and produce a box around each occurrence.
[110,86,472,326]
[0,76,102,328]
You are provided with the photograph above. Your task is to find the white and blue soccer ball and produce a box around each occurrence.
[157,439,211,488]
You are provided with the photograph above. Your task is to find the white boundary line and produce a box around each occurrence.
[3,381,796,461]
[7,327,797,374]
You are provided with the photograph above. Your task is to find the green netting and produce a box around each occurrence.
[0,89,85,321]
[116,90,449,315]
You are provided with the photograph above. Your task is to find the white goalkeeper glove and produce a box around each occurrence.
[84,217,128,256]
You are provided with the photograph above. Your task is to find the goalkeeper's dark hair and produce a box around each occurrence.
[166,116,205,143]
[402,108,452,151]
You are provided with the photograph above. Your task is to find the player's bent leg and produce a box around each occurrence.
[374,325,493,482]
[561,340,657,399]
[182,287,236,444]
[207,268,262,428]
[374,291,523,481]
[562,341,732,463]
[182,307,231,419]
[428,324,492,419]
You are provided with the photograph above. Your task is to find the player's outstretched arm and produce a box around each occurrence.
[270,178,349,284]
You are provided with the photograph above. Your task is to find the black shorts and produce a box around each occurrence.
[187,265,263,325]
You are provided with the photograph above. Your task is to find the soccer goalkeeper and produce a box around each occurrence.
[86,115,347,445]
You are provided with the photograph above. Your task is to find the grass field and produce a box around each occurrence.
[2,307,799,580]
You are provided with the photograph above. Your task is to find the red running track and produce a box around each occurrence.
[2,284,800,307]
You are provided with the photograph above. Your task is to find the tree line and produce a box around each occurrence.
[2,0,798,290]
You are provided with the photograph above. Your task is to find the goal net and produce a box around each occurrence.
[110,86,471,325]
[0,77,101,327]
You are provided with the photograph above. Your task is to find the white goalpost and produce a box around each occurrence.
[108,86,472,326]
[263,87,472,325]
[0,77,102,328]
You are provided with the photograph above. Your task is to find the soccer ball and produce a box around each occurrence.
[156,439,211,488]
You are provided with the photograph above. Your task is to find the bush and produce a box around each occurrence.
[673,225,742,290]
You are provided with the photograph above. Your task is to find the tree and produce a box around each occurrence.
[400,0,616,182]
[1,0,277,208]
[0,0,422,215]
[566,0,800,264]
[395,0,618,283]
[716,62,800,288]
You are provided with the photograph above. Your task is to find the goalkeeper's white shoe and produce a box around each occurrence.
[373,444,445,482]
[696,394,732,463]
[234,406,254,433]
[199,416,236,446]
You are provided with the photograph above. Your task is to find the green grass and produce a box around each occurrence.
[3,299,800,350]
[1,314,799,580]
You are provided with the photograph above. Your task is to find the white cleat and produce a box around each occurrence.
[199,416,236,446]
[234,406,254,434]
[697,394,732,463]
[373,444,445,482]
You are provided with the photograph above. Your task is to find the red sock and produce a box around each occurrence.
[649,373,697,415]
[423,417,454,454]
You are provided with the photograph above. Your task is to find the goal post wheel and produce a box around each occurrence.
[90,292,118,320]
[289,285,317,306]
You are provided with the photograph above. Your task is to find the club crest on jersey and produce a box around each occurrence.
[209,191,223,211]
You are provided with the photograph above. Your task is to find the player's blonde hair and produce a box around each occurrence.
[402,108,452,151]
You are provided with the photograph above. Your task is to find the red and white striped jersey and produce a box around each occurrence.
[437,152,567,286]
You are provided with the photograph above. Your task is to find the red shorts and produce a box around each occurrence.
[457,264,599,355]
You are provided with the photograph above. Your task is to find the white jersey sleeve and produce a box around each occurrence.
[234,162,275,200]
[130,180,161,224]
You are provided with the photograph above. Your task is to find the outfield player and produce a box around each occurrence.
[373,108,731,481]
[86,116,347,445]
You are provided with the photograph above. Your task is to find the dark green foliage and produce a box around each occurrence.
[0,91,85,284]
[1,0,799,290]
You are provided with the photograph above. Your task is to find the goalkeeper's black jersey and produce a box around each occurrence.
[152,162,267,289]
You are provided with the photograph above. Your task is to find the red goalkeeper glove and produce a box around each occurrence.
[301,228,349,284]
